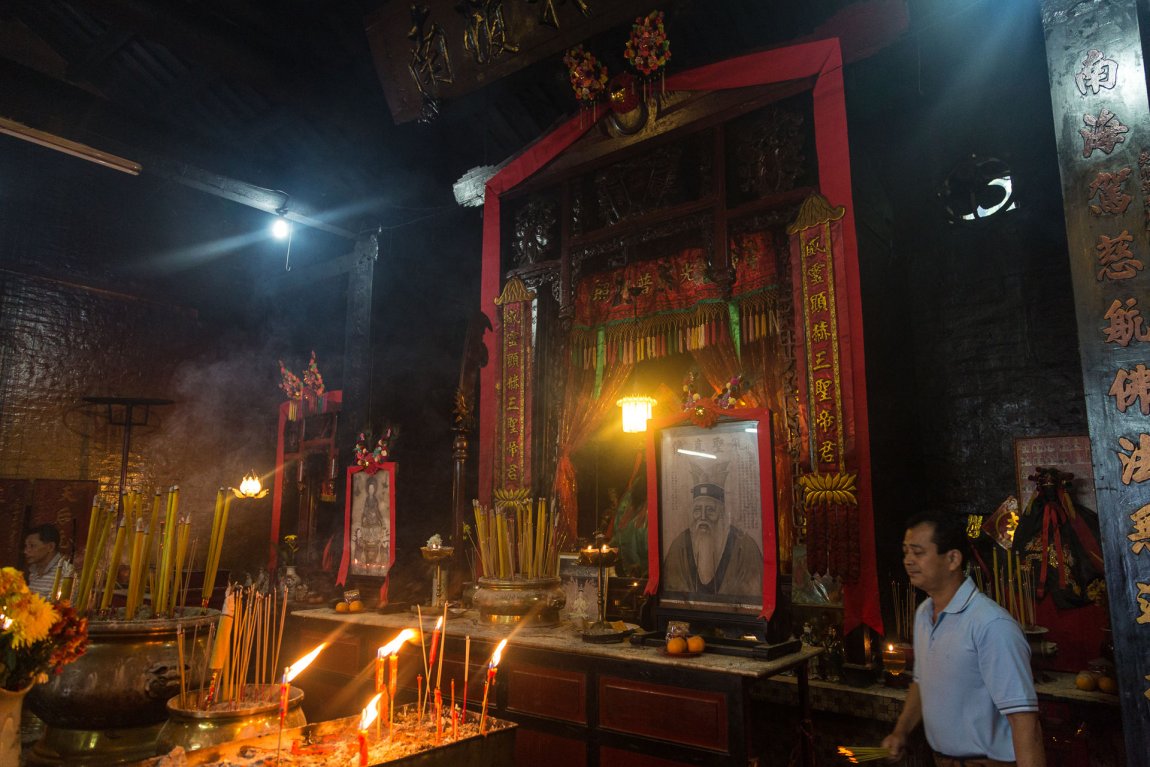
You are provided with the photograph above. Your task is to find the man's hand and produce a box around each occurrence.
[880,731,907,761]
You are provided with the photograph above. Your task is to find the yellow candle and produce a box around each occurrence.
[100,517,128,610]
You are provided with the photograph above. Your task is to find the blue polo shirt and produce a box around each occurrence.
[913,577,1037,760]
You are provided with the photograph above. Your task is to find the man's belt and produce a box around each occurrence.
[933,753,1015,767]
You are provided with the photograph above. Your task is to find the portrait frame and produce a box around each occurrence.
[644,407,777,624]
[341,463,397,585]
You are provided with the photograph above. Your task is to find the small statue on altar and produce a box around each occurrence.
[821,626,844,683]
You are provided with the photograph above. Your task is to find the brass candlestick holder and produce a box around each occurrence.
[421,545,455,608]
[577,535,621,641]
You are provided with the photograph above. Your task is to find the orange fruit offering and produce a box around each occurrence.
[666,637,688,655]
[686,635,706,653]
[1074,671,1097,691]
[1097,676,1118,694]
[335,601,349,613]
[349,600,365,613]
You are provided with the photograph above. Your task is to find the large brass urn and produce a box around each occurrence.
[26,610,217,766]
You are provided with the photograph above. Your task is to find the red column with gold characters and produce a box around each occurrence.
[788,193,877,632]
[494,278,535,492]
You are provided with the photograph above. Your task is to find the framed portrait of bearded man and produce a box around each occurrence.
[651,412,776,618]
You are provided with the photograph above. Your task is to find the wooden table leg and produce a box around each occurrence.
[796,660,815,767]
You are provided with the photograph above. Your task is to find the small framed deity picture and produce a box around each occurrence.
[646,408,777,620]
[1012,435,1097,512]
[344,464,396,579]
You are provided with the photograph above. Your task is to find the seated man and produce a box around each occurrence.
[24,523,65,598]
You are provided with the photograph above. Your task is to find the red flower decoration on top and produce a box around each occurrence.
[625,11,671,77]
[563,45,608,103]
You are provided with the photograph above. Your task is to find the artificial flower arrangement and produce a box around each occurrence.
[714,374,746,409]
[563,45,609,105]
[624,10,671,78]
[0,567,88,692]
[563,9,671,110]
[354,426,400,473]
[278,350,326,400]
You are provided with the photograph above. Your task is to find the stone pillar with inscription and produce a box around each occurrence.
[494,277,536,494]
[1041,1,1150,758]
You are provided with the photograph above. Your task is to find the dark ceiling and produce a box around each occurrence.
[0,0,931,239]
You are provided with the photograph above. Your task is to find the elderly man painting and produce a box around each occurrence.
[662,461,763,597]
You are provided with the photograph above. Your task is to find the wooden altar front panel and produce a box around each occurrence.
[288,609,818,767]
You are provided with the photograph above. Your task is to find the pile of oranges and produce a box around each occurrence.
[665,635,706,654]
[1074,670,1117,694]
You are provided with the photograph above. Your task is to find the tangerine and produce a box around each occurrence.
[335,601,350,613]
[1097,676,1118,694]
[666,637,688,655]
[349,600,365,613]
[1074,671,1097,692]
[686,635,706,653]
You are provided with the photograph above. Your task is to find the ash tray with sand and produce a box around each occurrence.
[137,704,517,767]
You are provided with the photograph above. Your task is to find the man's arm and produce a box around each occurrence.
[1006,711,1045,767]
[882,681,922,760]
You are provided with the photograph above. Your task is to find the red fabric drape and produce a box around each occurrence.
[554,362,634,540]
[479,38,882,637]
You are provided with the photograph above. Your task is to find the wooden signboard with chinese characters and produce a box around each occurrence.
[1042,1,1150,759]
[364,0,653,123]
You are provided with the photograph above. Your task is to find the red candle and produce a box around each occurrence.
[279,670,290,726]
[357,692,382,766]
[427,617,443,689]
[435,688,443,743]
[461,636,471,723]
[479,639,508,735]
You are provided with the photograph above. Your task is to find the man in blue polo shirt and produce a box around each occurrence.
[882,511,1045,767]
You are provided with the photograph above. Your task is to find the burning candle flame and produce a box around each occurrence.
[434,616,443,630]
[490,638,508,668]
[378,628,416,657]
[359,692,383,730]
[285,642,327,683]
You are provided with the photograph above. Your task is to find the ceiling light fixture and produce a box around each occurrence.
[271,216,291,240]
[272,206,295,271]
[0,116,141,175]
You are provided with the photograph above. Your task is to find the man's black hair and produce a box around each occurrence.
[26,523,60,547]
[905,510,969,565]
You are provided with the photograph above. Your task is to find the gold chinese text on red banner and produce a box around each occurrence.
[495,278,535,492]
[789,194,860,582]
[794,203,846,474]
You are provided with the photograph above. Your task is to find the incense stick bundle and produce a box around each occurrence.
[472,496,562,579]
[837,745,892,763]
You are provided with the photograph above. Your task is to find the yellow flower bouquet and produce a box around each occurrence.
[0,567,88,691]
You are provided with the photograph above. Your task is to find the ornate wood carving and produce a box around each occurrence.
[733,106,806,198]
[512,198,560,267]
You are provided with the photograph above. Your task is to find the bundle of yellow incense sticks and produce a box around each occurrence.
[837,745,892,763]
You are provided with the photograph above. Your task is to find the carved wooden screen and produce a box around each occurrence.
[478,39,883,636]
